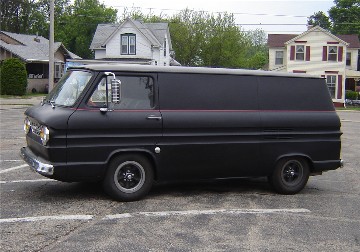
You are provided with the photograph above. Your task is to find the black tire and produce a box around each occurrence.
[269,157,310,195]
[103,154,154,201]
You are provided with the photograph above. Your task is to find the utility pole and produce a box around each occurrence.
[48,0,55,93]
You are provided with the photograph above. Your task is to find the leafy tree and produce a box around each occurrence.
[329,0,360,36]
[0,58,28,96]
[1,0,37,34]
[169,9,209,66]
[168,9,267,69]
[244,29,268,69]
[34,0,71,38]
[0,0,70,38]
[200,12,249,68]
[307,11,332,30]
[55,0,117,59]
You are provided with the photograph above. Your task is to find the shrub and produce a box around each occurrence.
[0,58,28,96]
[345,90,358,100]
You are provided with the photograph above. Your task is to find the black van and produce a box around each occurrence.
[21,65,343,201]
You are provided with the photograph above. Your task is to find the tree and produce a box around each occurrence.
[1,0,38,34]
[55,0,117,59]
[168,9,267,69]
[329,0,360,36]
[0,0,70,38]
[244,29,268,69]
[169,9,209,66]
[34,0,71,38]
[0,58,28,96]
[307,11,332,30]
[200,12,249,68]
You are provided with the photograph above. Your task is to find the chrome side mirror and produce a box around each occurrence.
[111,78,121,104]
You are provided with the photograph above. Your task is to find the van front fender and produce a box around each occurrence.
[106,148,159,180]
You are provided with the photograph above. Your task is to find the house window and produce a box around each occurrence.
[346,52,351,66]
[54,63,63,79]
[326,75,336,98]
[121,34,136,55]
[328,46,337,61]
[296,45,304,60]
[164,39,167,57]
[275,51,283,65]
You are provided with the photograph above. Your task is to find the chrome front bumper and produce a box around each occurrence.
[20,147,54,176]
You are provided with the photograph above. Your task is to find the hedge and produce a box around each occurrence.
[0,58,28,96]
[345,90,358,100]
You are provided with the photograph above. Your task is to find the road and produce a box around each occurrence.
[1,101,359,251]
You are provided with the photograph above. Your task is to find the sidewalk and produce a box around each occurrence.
[0,96,44,107]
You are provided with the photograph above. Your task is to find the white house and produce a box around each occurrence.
[268,26,360,107]
[89,18,180,66]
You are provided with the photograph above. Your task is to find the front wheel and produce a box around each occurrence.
[269,157,310,195]
[103,154,154,201]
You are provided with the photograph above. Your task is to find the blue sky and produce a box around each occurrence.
[101,0,335,34]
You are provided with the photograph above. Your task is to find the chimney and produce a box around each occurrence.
[34,32,40,43]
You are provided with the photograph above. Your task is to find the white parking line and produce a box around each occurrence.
[0,215,94,223]
[0,209,311,224]
[104,208,311,219]
[0,164,28,174]
[341,119,360,123]
[0,179,56,184]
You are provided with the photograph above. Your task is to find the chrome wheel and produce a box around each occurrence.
[114,161,145,193]
[103,154,154,201]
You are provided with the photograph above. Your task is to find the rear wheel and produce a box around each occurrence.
[269,157,310,195]
[103,154,154,201]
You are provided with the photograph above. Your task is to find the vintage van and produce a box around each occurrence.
[21,65,343,201]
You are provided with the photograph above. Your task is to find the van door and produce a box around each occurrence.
[66,73,161,180]
[157,73,261,181]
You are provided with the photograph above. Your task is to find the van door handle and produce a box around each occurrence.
[147,115,162,120]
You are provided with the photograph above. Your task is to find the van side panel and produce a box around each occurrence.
[258,76,342,174]
[258,76,335,111]
[158,73,261,180]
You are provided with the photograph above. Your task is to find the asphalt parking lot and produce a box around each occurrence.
[0,98,359,252]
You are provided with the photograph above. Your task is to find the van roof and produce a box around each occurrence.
[72,64,321,79]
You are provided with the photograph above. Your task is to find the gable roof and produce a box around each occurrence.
[285,26,348,46]
[0,31,81,62]
[268,26,359,48]
[267,34,297,47]
[90,18,171,50]
[90,24,118,49]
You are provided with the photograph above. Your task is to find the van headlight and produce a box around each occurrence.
[40,126,50,145]
[24,117,31,134]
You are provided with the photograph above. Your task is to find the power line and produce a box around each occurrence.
[111,5,313,18]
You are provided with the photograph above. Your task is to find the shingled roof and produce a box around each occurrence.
[0,31,81,62]
[90,19,172,50]
[336,34,360,48]
[267,34,297,47]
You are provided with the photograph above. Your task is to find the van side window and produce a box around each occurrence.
[88,76,154,109]
[88,77,110,107]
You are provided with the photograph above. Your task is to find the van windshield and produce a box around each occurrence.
[46,70,92,107]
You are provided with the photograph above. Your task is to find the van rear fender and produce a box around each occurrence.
[106,149,159,180]
[274,153,314,172]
